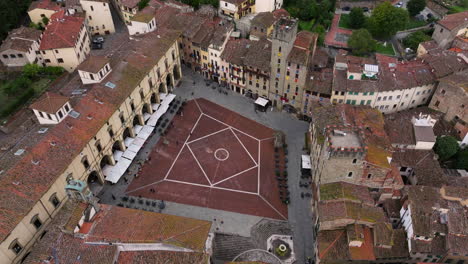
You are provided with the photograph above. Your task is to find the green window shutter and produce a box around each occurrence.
[367,100,371,105]
[346,100,351,104]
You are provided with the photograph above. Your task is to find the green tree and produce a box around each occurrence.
[22,63,41,79]
[4,77,32,96]
[313,24,326,46]
[367,2,409,39]
[349,7,366,29]
[455,149,468,169]
[407,0,426,16]
[434,136,460,161]
[137,0,149,10]
[403,30,431,50]
[41,16,49,26]
[347,29,377,56]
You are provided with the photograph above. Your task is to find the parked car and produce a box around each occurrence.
[342,6,350,11]
[91,42,103,49]
[395,2,403,7]
[93,36,104,43]
[362,7,369,12]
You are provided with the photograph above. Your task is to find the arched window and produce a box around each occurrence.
[30,214,42,229]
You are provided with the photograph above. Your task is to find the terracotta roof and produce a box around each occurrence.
[319,182,374,205]
[39,10,85,50]
[223,0,245,5]
[120,0,140,8]
[28,0,61,12]
[221,38,250,66]
[419,40,439,52]
[272,8,290,20]
[294,31,317,50]
[118,251,209,263]
[77,55,110,73]
[251,12,276,29]
[0,26,42,53]
[420,49,468,78]
[319,200,387,224]
[24,201,212,263]
[437,11,468,30]
[384,107,456,146]
[0,29,180,244]
[29,92,69,114]
[84,205,212,250]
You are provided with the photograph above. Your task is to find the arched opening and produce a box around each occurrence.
[150,92,158,104]
[123,127,133,138]
[173,65,181,81]
[158,82,166,94]
[100,155,113,169]
[132,115,142,126]
[112,140,124,152]
[142,103,151,114]
[166,73,173,91]
[87,171,103,194]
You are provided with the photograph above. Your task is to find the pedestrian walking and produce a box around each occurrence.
[111,194,116,200]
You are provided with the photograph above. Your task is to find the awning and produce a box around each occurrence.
[302,155,311,169]
[113,150,124,162]
[133,125,143,135]
[124,137,135,147]
[255,97,269,107]
[103,94,176,184]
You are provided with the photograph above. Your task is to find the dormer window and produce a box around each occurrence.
[78,56,111,84]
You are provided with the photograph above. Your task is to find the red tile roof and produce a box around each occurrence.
[29,92,69,114]
[294,31,317,50]
[84,205,212,250]
[0,29,181,244]
[118,251,209,263]
[39,10,85,50]
[28,0,61,12]
[272,8,290,20]
[437,11,468,30]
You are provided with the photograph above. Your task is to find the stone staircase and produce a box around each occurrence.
[251,219,292,250]
[212,233,256,261]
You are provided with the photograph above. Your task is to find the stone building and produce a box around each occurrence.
[38,10,91,72]
[0,29,181,264]
[81,0,116,35]
[400,185,468,263]
[308,103,404,200]
[429,70,468,144]
[219,0,255,20]
[23,200,212,263]
[27,0,61,25]
[431,11,468,49]
[0,27,42,67]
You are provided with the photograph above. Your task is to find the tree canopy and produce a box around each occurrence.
[403,30,431,50]
[367,2,409,39]
[434,136,460,161]
[349,7,366,29]
[407,0,426,16]
[180,0,219,9]
[455,149,468,170]
[348,29,376,56]
[0,0,32,42]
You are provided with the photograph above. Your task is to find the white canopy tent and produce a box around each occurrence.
[301,155,311,169]
[103,93,176,184]
[255,97,269,107]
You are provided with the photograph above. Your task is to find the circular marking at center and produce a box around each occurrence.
[214,148,229,161]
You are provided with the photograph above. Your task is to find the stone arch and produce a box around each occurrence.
[87,171,103,194]
[150,92,159,104]
[123,126,134,138]
[133,114,143,126]
[173,65,181,81]
[112,140,125,152]
[142,103,152,115]
[158,82,167,94]
[100,155,114,169]
[166,72,173,91]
